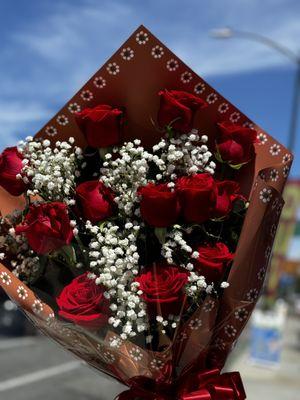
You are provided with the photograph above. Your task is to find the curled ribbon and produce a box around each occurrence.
[115,369,246,400]
[179,368,246,400]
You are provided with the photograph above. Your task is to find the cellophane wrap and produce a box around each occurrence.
[0,25,292,399]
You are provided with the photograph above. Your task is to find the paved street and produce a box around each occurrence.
[0,316,299,400]
[0,336,126,400]
[227,316,300,400]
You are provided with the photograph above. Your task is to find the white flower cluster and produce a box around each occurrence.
[12,252,40,283]
[185,271,208,297]
[152,130,216,181]
[17,136,83,203]
[92,135,220,337]
[186,272,229,297]
[0,219,40,283]
[156,314,179,334]
[162,227,198,268]
[86,220,148,339]
[162,228,230,297]
[100,131,215,218]
[100,140,152,216]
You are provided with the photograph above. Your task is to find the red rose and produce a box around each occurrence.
[76,180,115,223]
[135,264,188,316]
[15,202,73,254]
[75,104,124,148]
[195,242,234,283]
[176,173,217,224]
[216,121,257,167]
[56,272,109,329]
[214,180,240,218]
[138,183,180,227]
[0,147,26,196]
[158,90,207,132]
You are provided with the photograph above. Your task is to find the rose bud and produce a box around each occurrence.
[75,104,124,148]
[0,147,26,196]
[76,180,115,223]
[214,180,241,219]
[138,183,180,227]
[216,121,257,167]
[15,202,73,254]
[158,90,207,133]
[135,264,188,317]
[56,272,109,329]
[194,242,234,283]
[176,173,217,224]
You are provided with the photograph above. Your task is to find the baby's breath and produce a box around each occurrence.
[18,137,83,202]
[152,130,215,180]
[86,220,147,339]
[0,216,40,283]
[162,226,193,266]
[100,140,152,216]
[1,131,230,338]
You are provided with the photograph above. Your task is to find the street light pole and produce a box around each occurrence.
[211,27,300,152]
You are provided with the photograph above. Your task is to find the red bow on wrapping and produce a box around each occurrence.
[115,368,246,400]
[179,368,246,400]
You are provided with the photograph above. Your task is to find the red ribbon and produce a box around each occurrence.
[179,368,246,400]
[115,369,246,400]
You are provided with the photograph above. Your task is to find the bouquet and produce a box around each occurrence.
[0,26,292,399]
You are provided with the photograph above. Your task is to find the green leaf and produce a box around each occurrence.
[215,149,249,170]
[154,227,167,244]
[214,151,224,164]
[54,245,77,266]
[228,161,248,170]
[99,221,108,232]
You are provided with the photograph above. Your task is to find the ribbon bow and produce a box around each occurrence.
[179,368,246,400]
[115,369,246,400]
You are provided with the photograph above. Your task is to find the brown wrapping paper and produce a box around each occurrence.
[0,25,293,384]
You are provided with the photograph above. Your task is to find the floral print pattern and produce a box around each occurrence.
[206,93,218,104]
[45,126,58,137]
[106,62,120,76]
[181,71,193,83]
[80,90,94,101]
[194,82,206,95]
[56,114,69,126]
[121,47,134,61]
[93,76,106,89]
[136,30,149,45]
[218,102,229,114]
[17,285,28,300]
[259,188,272,203]
[166,59,179,71]
[68,103,81,113]
[151,45,164,59]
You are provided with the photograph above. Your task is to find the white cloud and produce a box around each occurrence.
[1,0,299,150]
[169,0,300,76]
[10,0,300,81]
[0,101,52,148]
[0,102,49,123]
[12,2,132,62]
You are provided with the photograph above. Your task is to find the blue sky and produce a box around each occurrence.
[0,0,299,175]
